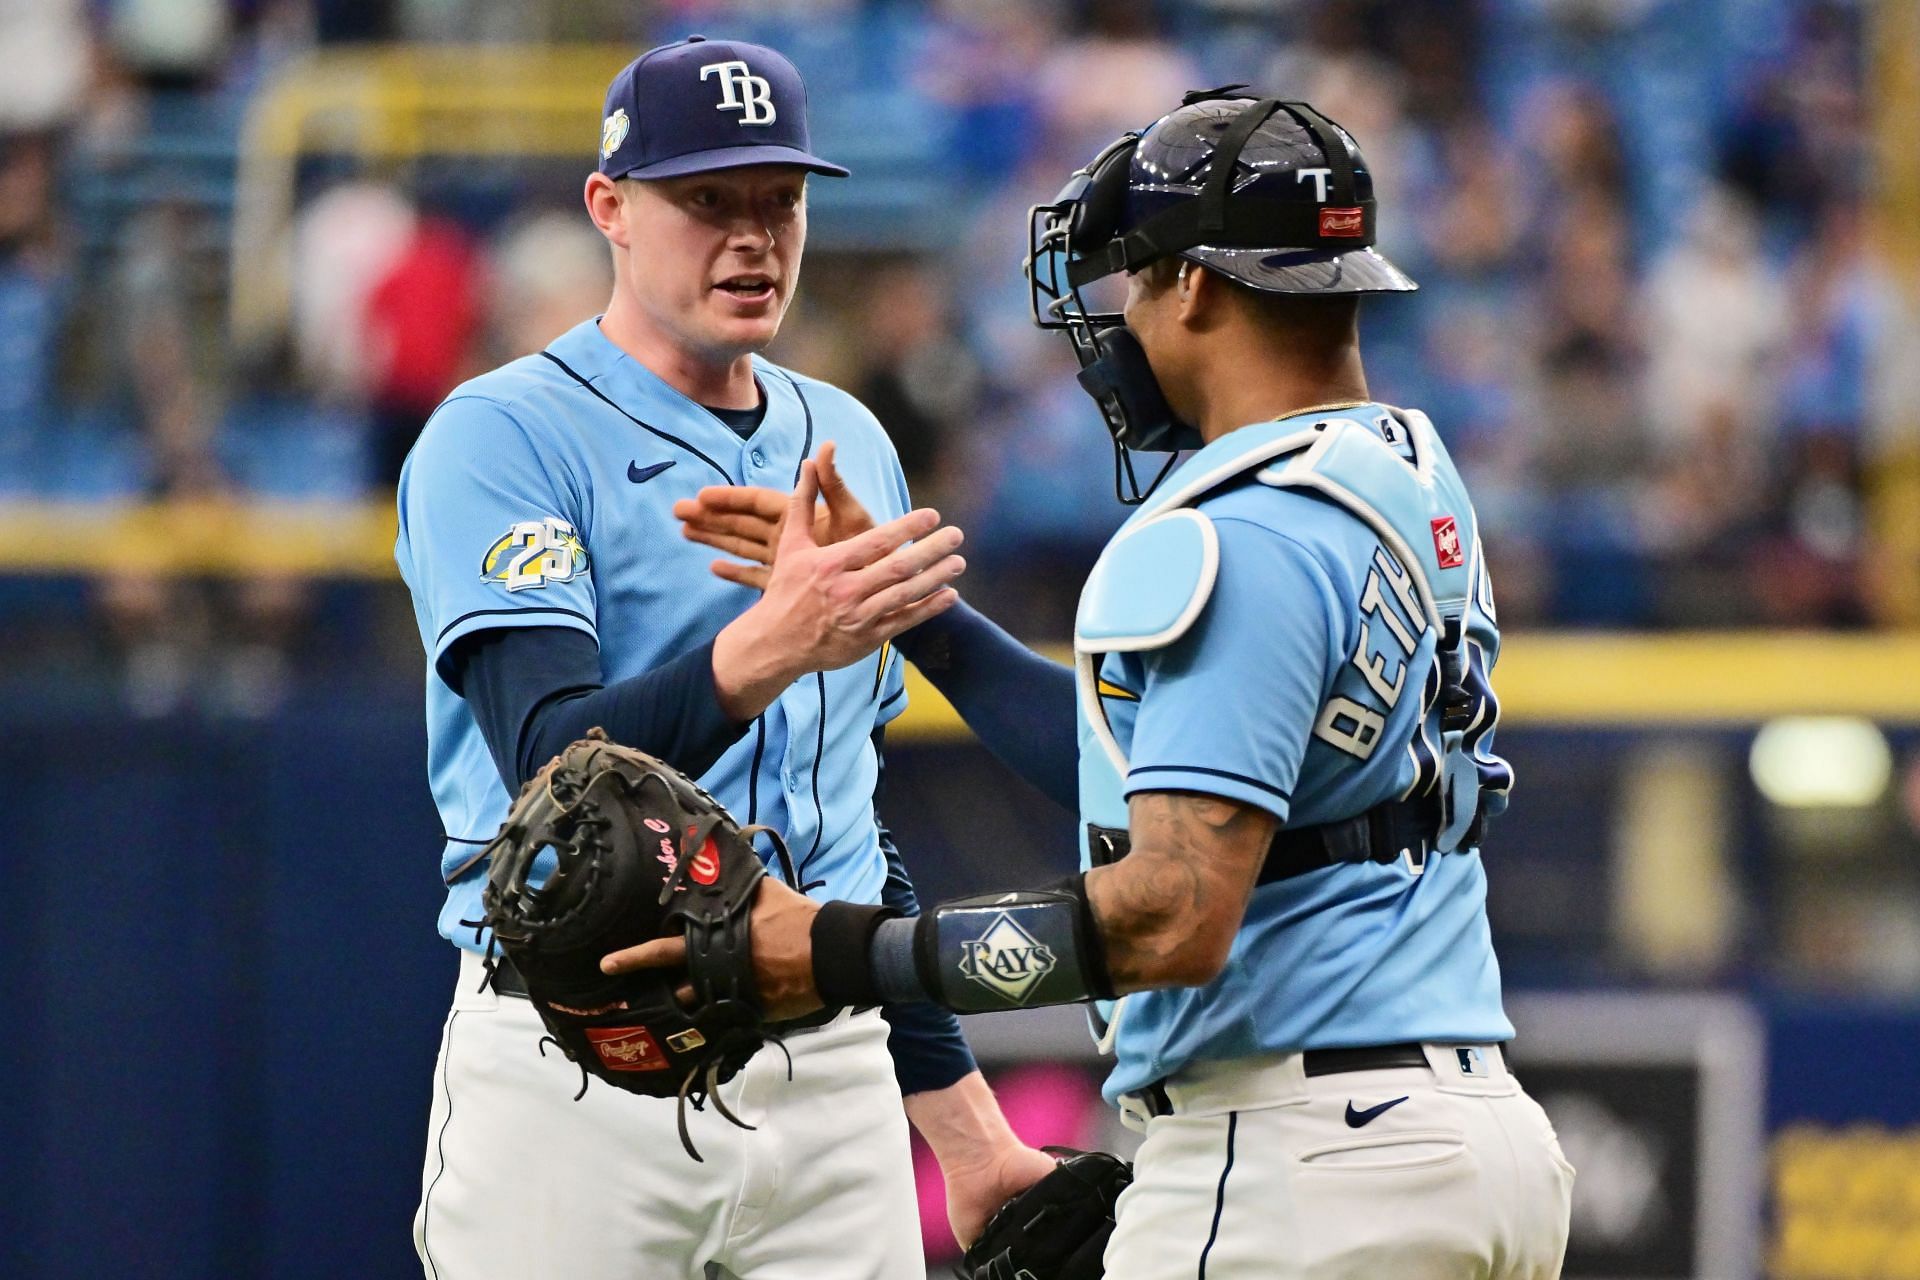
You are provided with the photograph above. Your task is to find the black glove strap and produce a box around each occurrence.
[681,857,766,1016]
[811,900,901,1009]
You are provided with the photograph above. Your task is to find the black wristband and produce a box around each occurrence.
[811,900,901,1008]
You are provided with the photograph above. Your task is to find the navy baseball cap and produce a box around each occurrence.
[597,35,849,181]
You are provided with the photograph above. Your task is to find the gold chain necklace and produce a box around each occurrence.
[1272,398,1371,421]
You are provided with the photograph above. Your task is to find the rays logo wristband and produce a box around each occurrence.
[811,875,1116,1014]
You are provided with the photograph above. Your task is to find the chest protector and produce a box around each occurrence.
[1073,409,1484,1050]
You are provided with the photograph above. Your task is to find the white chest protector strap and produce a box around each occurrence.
[1257,411,1482,853]
[1074,410,1486,857]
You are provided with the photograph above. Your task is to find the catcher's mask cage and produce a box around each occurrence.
[1025,86,1416,502]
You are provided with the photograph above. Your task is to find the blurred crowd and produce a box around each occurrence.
[0,0,1893,709]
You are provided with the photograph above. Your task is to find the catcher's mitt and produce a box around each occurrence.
[460,729,794,1160]
[960,1148,1133,1280]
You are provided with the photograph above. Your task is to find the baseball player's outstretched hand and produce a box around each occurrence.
[674,440,876,591]
[601,872,826,1023]
[709,457,960,722]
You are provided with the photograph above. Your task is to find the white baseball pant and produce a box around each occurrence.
[1106,1043,1574,1279]
[413,951,925,1280]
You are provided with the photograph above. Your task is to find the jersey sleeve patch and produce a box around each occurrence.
[479,516,590,593]
[1074,508,1219,654]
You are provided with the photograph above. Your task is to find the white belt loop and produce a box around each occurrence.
[1162,1050,1314,1116]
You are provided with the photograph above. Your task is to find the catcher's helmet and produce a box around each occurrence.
[1028,88,1415,485]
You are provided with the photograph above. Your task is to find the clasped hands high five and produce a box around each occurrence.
[707,440,955,724]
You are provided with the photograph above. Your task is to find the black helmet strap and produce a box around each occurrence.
[1198,97,1282,234]
[1067,92,1371,289]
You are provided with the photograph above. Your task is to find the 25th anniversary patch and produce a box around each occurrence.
[480,517,590,593]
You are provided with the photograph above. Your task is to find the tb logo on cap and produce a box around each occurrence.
[700,60,776,126]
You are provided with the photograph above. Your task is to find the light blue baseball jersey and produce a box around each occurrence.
[1075,404,1514,1102]
[395,318,910,950]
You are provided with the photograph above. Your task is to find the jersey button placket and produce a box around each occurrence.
[749,447,768,469]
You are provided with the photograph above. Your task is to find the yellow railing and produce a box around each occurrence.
[5,498,1919,731]
[894,632,1920,732]
[0,499,396,578]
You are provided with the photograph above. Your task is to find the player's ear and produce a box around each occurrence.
[585,172,630,250]
[1173,259,1212,328]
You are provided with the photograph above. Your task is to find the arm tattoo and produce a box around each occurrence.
[1086,791,1277,992]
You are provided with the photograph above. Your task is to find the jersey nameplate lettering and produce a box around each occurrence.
[1318,547,1429,760]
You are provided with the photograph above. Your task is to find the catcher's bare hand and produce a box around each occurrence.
[675,440,879,591]
[943,1140,1060,1248]
[601,875,827,1023]
[709,456,960,721]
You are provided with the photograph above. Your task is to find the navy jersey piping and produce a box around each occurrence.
[800,670,829,875]
[538,351,734,483]
[1127,763,1293,804]
[771,367,817,463]
[435,606,596,647]
[747,717,766,825]
[781,373,829,878]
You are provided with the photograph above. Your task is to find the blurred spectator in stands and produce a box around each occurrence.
[1417,121,1516,283]
[363,210,486,483]
[99,0,232,93]
[849,260,979,504]
[1719,74,1821,240]
[291,182,485,483]
[1037,0,1197,159]
[292,181,416,405]
[1530,191,1640,498]
[116,200,221,495]
[1642,187,1789,551]
[0,132,70,486]
[1376,0,1482,128]
[917,0,1056,182]
[1723,1,1862,244]
[1493,79,1652,624]
[1527,80,1625,220]
[97,194,310,718]
[960,339,1126,637]
[487,209,611,363]
[943,126,1125,629]
[0,0,92,134]
[1267,28,1420,266]
[1756,200,1875,627]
